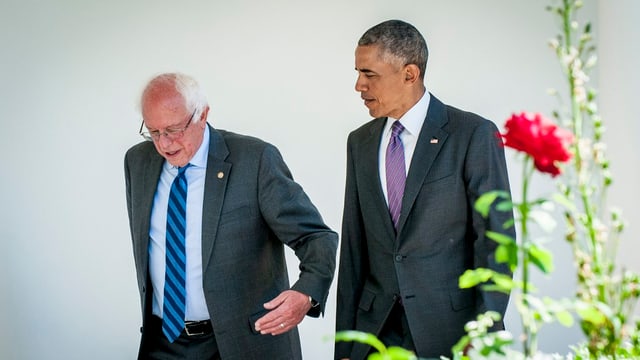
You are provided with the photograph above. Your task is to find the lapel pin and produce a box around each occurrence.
[217,172,224,179]
[430,137,439,144]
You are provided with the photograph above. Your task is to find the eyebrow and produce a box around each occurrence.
[145,122,183,133]
[355,67,377,74]
[145,109,197,132]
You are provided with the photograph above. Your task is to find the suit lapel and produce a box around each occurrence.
[201,125,231,271]
[359,119,398,240]
[137,148,164,273]
[397,95,449,234]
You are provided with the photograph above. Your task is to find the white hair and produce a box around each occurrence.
[141,72,208,122]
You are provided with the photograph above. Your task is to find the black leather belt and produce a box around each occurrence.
[150,316,213,337]
[184,319,213,336]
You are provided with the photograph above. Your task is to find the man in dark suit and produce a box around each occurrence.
[125,72,337,359]
[335,20,514,359]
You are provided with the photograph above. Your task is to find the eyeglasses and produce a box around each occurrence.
[139,108,198,141]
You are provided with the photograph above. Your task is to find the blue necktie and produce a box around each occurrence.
[386,121,406,230]
[163,165,189,342]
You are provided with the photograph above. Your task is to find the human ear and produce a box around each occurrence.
[404,64,420,83]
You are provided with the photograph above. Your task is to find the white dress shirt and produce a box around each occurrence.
[149,126,211,321]
[378,90,431,205]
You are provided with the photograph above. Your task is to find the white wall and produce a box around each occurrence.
[1,1,637,359]
[599,1,640,273]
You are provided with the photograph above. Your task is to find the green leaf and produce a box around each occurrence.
[491,273,516,292]
[451,334,470,357]
[367,353,385,360]
[481,284,512,295]
[575,302,607,326]
[459,268,493,288]
[475,191,511,218]
[496,199,514,213]
[487,231,518,269]
[502,218,515,230]
[460,269,513,294]
[386,346,418,360]
[494,245,510,264]
[335,330,386,354]
[555,309,574,327]
[485,231,515,246]
[527,244,554,273]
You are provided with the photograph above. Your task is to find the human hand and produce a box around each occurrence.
[254,290,312,335]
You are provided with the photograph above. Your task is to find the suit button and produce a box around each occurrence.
[395,255,403,262]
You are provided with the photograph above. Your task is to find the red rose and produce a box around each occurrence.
[502,112,574,177]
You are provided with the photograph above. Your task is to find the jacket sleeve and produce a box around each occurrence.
[464,119,515,325]
[256,143,338,316]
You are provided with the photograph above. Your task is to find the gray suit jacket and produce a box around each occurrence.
[125,125,338,360]
[335,95,514,359]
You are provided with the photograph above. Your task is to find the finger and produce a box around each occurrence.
[256,313,289,335]
[259,307,308,334]
[263,292,287,310]
[254,309,281,331]
[261,320,290,336]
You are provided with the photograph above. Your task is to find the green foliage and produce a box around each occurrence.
[451,312,514,360]
[547,0,640,356]
[458,1,640,358]
[474,191,510,219]
[334,331,419,360]
[526,243,554,274]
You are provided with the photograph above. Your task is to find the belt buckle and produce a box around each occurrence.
[184,321,206,336]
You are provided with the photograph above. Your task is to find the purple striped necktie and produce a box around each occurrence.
[386,121,406,230]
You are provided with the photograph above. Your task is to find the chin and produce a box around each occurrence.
[165,158,186,167]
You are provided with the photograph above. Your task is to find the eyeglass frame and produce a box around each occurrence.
[138,108,198,142]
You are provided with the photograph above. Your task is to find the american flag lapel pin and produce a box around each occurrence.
[430,137,439,144]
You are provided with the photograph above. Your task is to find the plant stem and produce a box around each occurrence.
[562,0,599,266]
[520,156,534,358]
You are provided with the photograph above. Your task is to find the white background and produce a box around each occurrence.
[1,1,638,359]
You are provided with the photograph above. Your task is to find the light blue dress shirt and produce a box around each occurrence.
[149,126,211,321]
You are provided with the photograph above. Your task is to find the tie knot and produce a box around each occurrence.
[177,163,190,176]
[391,121,405,137]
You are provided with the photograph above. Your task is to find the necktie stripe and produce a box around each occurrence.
[165,257,186,283]
[164,286,185,309]
[167,199,186,217]
[163,165,189,343]
[166,224,186,247]
[165,251,186,274]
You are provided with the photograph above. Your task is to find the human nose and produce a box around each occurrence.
[155,132,174,146]
[355,73,367,92]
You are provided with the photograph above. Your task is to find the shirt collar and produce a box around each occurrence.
[189,125,210,169]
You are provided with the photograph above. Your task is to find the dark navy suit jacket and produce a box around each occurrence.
[336,95,514,359]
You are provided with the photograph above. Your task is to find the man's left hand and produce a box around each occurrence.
[254,290,312,335]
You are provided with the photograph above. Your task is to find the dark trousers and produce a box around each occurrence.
[138,316,220,360]
[376,302,415,353]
